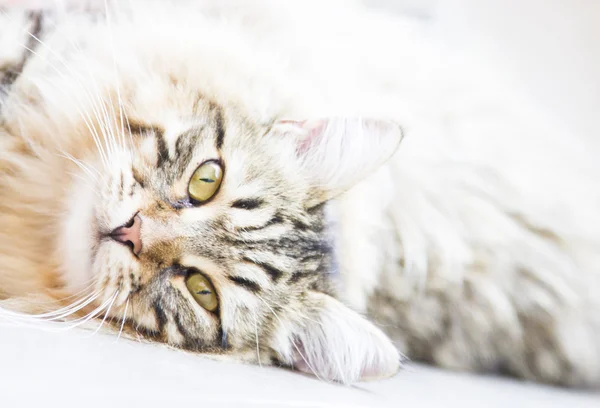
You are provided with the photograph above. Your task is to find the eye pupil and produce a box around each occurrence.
[188,161,223,203]
[186,272,219,312]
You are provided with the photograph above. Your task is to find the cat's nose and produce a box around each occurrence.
[110,214,142,255]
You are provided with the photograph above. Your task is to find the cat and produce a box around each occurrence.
[0,0,599,389]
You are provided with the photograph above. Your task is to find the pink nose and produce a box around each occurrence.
[110,214,142,255]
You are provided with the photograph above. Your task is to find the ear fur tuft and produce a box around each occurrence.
[272,117,404,205]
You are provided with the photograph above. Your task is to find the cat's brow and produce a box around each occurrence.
[154,130,170,168]
[172,129,199,177]
[233,213,285,233]
[228,275,261,293]
[126,121,164,136]
[125,121,172,168]
[207,101,225,150]
[231,198,264,210]
[242,257,285,283]
[127,120,201,179]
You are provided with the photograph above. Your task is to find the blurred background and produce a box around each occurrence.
[370,0,600,148]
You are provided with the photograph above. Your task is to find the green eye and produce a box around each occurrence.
[186,272,219,312]
[188,161,223,203]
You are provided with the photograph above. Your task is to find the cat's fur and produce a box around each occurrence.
[1,0,599,388]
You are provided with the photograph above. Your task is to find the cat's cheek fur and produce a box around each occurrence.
[58,173,97,295]
[273,292,400,384]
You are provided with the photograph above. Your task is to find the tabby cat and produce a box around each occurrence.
[1,0,598,388]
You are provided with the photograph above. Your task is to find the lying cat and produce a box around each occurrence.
[0,0,598,388]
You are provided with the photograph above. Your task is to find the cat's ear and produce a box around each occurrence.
[274,291,401,383]
[271,118,403,206]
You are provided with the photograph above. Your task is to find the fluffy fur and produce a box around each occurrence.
[0,0,599,388]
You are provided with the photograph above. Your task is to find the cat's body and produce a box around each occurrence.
[1,0,599,388]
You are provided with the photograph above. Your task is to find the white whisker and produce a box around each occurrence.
[0,291,100,323]
[19,46,111,169]
[58,152,98,181]
[116,297,130,343]
[21,31,114,169]
[88,290,119,337]
[252,309,262,368]
[104,0,127,152]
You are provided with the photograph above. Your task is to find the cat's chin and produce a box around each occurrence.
[58,174,98,296]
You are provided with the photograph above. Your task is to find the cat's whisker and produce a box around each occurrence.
[68,173,102,198]
[43,273,117,324]
[89,90,116,164]
[91,102,117,168]
[72,95,112,170]
[65,57,127,166]
[0,290,103,328]
[122,104,136,160]
[22,24,110,135]
[58,152,99,181]
[40,292,102,322]
[85,75,121,163]
[256,295,324,382]
[81,290,119,336]
[22,32,115,170]
[35,278,106,323]
[62,151,104,180]
[19,48,112,169]
[62,163,102,197]
[252,309,262,368]
[115,297,130,343]
[61,291,119,332]
[75,158,102,181]
[57,50,111,151]
[103,0,127,153]
[29,291,99,320]
[18,32,99,128]
[43,279,99,308]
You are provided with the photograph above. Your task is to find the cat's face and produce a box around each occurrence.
[26,10,406,383]
[62,105,402,382]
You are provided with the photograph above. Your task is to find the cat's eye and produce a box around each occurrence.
[186,272,219,312]
[188,161,223,203]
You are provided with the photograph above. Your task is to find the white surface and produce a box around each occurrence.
[1,325,598,407]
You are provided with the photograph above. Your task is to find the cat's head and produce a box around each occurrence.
[12,5,404,384]
[62,105,403,383]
